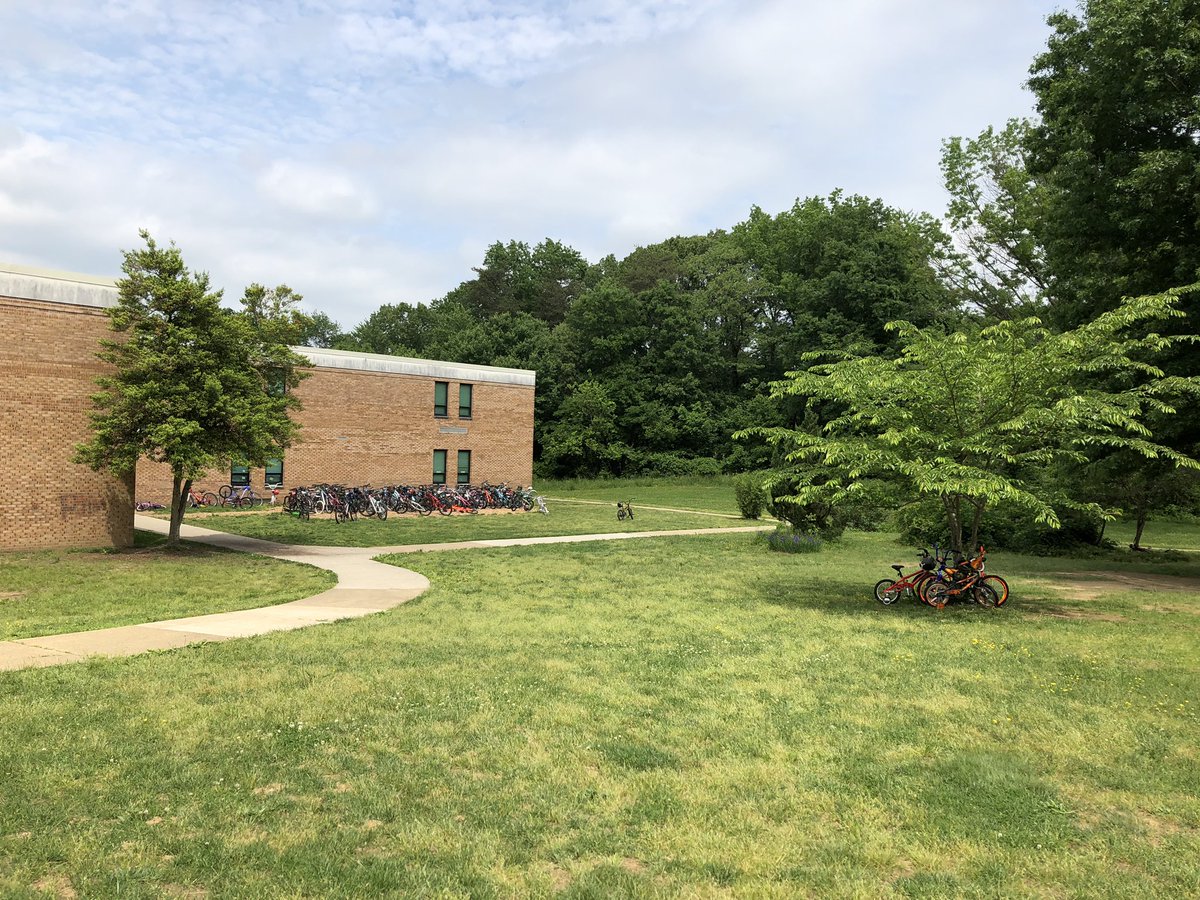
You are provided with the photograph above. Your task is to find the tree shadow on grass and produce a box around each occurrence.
[746,574,1006,621]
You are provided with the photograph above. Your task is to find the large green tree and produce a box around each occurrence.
[76,232,308,544]
[739,289,1199,552]
[1026,0,1200,323]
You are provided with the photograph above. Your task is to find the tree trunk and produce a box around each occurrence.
[968,501,985,554]
[168,471,191,545]
[1132,509,1148,551]
[943,495,964,555]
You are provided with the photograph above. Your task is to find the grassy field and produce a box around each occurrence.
[1,526,1196,896]
[169,500,748,547]
[537,475,741,514]
[1107,517,1200,551]
[0,533,335,641]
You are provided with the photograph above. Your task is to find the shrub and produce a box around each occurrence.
[838,478,905,533]
[623,451,725,478]
[733,473,768,519]
[759,525,824,553]
[766,471,846,541]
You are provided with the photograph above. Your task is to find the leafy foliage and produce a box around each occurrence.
[75,231,308,542]
[739,289,1200,552]
[733,473,768,519]
[1027,0,1200,323]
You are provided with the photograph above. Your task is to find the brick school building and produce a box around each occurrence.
[0,263,536,551]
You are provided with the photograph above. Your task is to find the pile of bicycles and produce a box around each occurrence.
[281,482,548,523]
[873,546,1009,610]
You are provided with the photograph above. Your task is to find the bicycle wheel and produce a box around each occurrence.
[923,582,949,610]
[201,491,218,507]
[873,578,901,605]
[973,583,999,609]
[982,575,1009,607]
[218,485,233,500]
[378,505,387,521]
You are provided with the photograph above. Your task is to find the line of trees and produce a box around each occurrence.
[293,0,1199,549]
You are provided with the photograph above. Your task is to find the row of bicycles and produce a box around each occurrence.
[874,545,1009,610]
[280,482,548,523]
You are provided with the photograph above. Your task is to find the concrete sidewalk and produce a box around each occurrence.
[0,516,769,672]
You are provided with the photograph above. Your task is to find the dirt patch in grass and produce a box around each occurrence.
[32,875,77,899]
[1043,572,1200,601]
[1033,606,1128,623]
[1133,810,1192,847]
[547,864,572,891]
[0,592,25,602]
[621,858,647,875]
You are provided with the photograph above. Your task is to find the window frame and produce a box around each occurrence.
[434,381,449,418]
[432,449,448,485]
[458,383,473,419]
[264,458,284,487]
[457,449,471,485]
[230,462,250,487]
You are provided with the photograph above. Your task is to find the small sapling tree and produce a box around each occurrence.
[76,231,308,544]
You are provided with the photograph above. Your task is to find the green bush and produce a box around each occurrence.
[733,473,768,519]
[624,451,725,478]
[766,472,846,541]
[759,525,824,553]
[838,479,905,533]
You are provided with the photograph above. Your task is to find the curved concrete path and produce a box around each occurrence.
[0,516,770,671]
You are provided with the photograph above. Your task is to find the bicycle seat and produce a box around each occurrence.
[891,564,904,574]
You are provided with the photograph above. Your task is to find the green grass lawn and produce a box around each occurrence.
[1,529,1196,896]
[0,533,335,641]
[171,500,750,547]
[536,475,742,514]
[1107,517,1200,551]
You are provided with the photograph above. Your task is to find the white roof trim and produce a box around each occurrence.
[0,263,118,309]
[0,262,535,385]
[294,347,536,386]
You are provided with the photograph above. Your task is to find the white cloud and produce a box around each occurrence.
[0,0,1063,327]
[256,160,380,220]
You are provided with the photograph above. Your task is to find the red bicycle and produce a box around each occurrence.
[873,549,938,605]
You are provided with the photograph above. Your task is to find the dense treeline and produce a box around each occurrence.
[291,0,1200,548]
[306,192,961,477]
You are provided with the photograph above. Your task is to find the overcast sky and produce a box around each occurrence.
[0,0,1065,327]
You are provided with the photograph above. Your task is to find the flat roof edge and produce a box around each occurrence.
[0,263,535,385]
[294,347,536,386]
[0,263,119,309]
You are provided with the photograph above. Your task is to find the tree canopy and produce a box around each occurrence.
[76,231,308,543]
[739,289,1200,552]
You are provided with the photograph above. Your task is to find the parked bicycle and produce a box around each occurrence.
[186,486,219,509]
[617,500,634,521]
[874,545,1008,610]
[219,484,261,508]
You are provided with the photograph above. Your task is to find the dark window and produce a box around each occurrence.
[230,463,250,486]
[433,449,447,485]
[459,383,473,418]
[434,381,448,417]
[457,450,471,484]
[265,458,284,486]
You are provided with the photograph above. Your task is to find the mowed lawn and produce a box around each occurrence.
[1,529,1197,897]
[170,499,745,547]
[538,475,741,514]
[0,534,335,641]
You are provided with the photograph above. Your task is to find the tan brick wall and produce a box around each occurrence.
[136,366,535,502]
[0,297,134,550]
